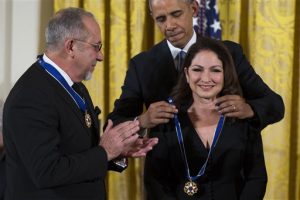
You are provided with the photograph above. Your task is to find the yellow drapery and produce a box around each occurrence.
[219,0,299,199]
[54,0,299,199]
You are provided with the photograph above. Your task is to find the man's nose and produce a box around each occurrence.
[97,50,104,62]
[165,17,176,31]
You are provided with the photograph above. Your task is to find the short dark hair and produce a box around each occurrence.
[171,37,242,109]
[148,0,195,12]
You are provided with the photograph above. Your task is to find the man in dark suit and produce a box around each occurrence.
[2,7,158,200]
[107,0,284,131]
[0,99,4,200]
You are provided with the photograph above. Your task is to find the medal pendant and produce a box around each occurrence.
[184,181,198,196]
[85,111,92,128]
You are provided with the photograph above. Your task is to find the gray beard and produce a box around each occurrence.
[84,71,92,81]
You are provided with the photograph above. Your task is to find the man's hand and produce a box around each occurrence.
[138,101,178,129]
[215,95,254,119]
[100,120,140,161]
[122,137,159,157]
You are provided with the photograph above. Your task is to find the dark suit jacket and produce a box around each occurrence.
[0,151,5,200]
[144,112,267,200]
[107,39,284,130]
[3,61,108,199]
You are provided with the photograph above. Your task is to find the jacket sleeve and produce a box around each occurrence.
[240,126,267,200]
[144,129,177,200]
[224,41,284,130]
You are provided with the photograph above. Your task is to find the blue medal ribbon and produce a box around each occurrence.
[38,58,87,112]
[167,97,225,182]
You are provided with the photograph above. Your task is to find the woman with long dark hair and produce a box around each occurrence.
[144,37,267,200]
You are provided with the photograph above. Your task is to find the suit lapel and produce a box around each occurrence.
[150,40,179,101]
[156,40,178,76]
[40,65,90,132]
[77,83,100,133]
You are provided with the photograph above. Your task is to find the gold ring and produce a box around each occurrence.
[232,105,236,111]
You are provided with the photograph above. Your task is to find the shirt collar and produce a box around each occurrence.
[167,30,197,59]
[42,54,74,87]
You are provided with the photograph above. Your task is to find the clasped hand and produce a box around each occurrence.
[99,120,158,161]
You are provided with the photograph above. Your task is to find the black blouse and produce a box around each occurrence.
[144,111,267,200]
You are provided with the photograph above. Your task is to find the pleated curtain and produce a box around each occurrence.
[54,1,300,199]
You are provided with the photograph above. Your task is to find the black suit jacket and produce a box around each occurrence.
[0,151,5,200]
[3,61,108,199]
[144,112,267,200]
[107,39,284,130]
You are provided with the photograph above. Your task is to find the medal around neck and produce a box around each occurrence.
[85,111,92,128]
[167,97,225,196]
[39,58,91,128]
[184,181,198,196]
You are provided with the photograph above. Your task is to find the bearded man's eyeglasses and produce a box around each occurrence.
[74,39,102,52]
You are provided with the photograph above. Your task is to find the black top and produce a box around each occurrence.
[144,112,267,200]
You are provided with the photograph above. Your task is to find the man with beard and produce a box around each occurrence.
[3,7,157,200]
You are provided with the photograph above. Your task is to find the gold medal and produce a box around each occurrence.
[85,111,92,128]
[184,181,198,196]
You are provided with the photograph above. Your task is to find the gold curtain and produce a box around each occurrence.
[54,0,299,199]
[219,0,300,199]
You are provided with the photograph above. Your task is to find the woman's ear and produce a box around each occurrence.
[184,67,189,83]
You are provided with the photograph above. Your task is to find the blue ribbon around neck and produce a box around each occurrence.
[38,58,87,112]
[167,97,225,182]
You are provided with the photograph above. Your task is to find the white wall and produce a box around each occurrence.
[0,0,53,100]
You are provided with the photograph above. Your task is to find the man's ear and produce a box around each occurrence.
[191,0,199,17]
[65,39,75,57]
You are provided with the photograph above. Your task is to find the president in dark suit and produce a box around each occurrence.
[2,7,157,200]
[107,0,284,131]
